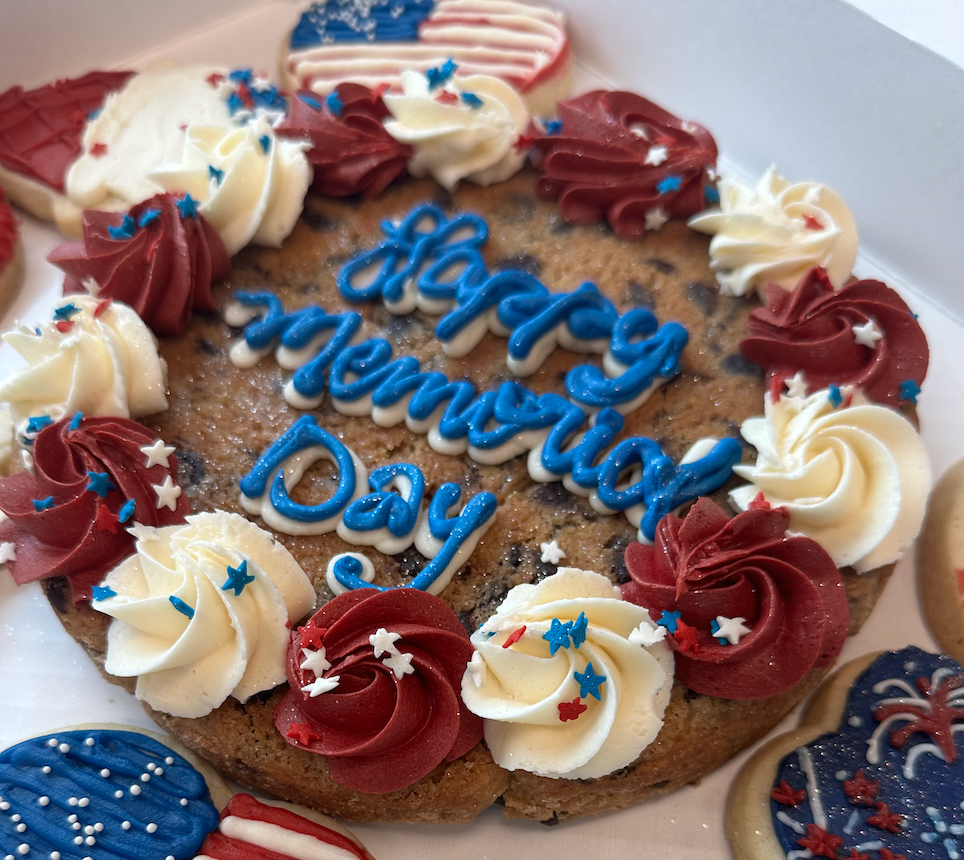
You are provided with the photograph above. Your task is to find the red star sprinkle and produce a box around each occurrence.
[843,849,870,860]
[94,504,120,535]
[371,82,391,100]
[867,802,903,833]
[286,723,319,745]
[90,142,108,158]
[206,72,225,87]
[673,619,700,655]
[93,299,112,317]
[55,320,74,334]
[769,373,785,400]
[558,697,587,722]
[299,624,327,650]
[238,82,254,108]
[434,90,458,105]
[843,770,879,806]
[802,213,824,230]
[502,626,527,649]
[769,779,806,806]
[797,823,843,858]
[748,492,771,512]
[514,132,536,150]
[878,850,907,860]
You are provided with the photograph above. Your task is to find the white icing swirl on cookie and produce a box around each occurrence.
[93,511,316,718]
[460,568,673,779]
[687,165,858,299]
[0,296,168,436]
[729,389,931,573]
[383,71,529,192]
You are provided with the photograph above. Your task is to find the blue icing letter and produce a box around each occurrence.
[0,729,218,860]
[338,463,426,554]
[290,0,434,48]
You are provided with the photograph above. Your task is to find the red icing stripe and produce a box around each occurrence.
[0,189,16,270]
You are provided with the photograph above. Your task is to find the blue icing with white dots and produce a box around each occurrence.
[0,729,218,860]
[290,1,434,50]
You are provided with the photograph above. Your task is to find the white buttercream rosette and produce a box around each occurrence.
[460,568,673,779]
[730,389,930,573]
[93,511,316,718]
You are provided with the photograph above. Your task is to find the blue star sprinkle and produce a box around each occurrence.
[32,496,56,512]
[226,92,245,115]
[92,586,116,601]
[569,612,588,649]
[118,499,136,523]
[86,471,115,498]
[704,185,720,204]
[827,384,843,408]
[222,559,256,596]
[107,214,137,241]
[137,208,161,228]
[229,68,254,85]
[656,175,683,194]
[169,595,195,619]
[177,194,199,219]
[26,415,54,435]
[543,617,574,655]
[325,91,344,117]
[460,92,483,109]
[259,134,271,154]
[543,119,562,136]
[53,303,81,321]
[209,165,225,185]
[426,58,457,90]
[299,93,322,111]
[68,413,84,431]
[899,378,921,404]
[88,108,102,121]
[574,662,607,701]
[657,610,681,634]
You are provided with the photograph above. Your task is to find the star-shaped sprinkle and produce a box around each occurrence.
[90,142,108,158]
[673,619,700,654]
[711,615,751,645]
[434,90,458,105]
[644,144,668,166]
[558,697,588,722]
[118,499,135,523]
[842,769,879,806]
[169,595,195,619]
[656,174,682,194]
[785,370,808,399]
[426,58,457,90]
[208,165,225,185]
[222,559,255,596]
[628,621,666,647]
[770,780,806,806]
[68,413,84,431]
[177,194,199,220]
[54,303,82,321]
[127,523,160,543]
[107,215,137,241]
[140,439,176,469]
[325,91,344,116]
[370,627,402,658]
[867,801,903,833]
[852,319,882,348]
[540,540,566,565]
[301,675,340,696]
[747,491,771,511]
[502,626,526,649]
[899,378,921,404]
[574,662,606,701]
[657,609,681,634]
[94,504,120,534]
[0,543,17,564]
[466,651,486,688]
[26,415,54,435]
[299,646,331,676]
[299,624,327,650]
[383,650,415,679]
[82,276,101,295]
[299,93,322,111]
[827,384,843,408]
[704,184,720,204]
[259,134,271,154]
[54,320,74,333]
[206,72,225,87]
[460,91,483,109]
[286,723,319,745]
[543,618,573,655]
[91,586,116,601]
[137,208,160,228]
[569,612,588,649]
[644,206,669,232]
[33,496,56,512]
[542,118,562,136]
[94,298,112,317]
[86,471,115,498]
[152,475,182,511]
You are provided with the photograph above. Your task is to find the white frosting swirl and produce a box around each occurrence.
[0,296,168,437]
[93,511,316,718]
[730,389,931,573]
[460,568,673,779]
[150,115,310,256]
[687,165,858,299]
[383,70,529,192]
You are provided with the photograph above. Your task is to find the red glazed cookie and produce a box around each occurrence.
[0,188,23,315]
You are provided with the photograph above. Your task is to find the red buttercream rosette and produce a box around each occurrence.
[0,71,132,192]
[49,193,230,336]
[0,416,188,602]
[276,84,412,198]
[620,497,849,700]
[529,90,718,239]
[740,267,929,407]
[274,587,483,794]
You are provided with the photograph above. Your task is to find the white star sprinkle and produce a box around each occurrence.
[644,207,670,232]
[81,276,102,296]
[852,320,883,348]
[628,123,648,140]
[466,652,486,688]
[152,476,182,511]
[301,675,340,697]
[127,522,160,543]
[540,540,566,565]
[299,647,332,676]
[0,542,17,565]
[714,615,751,645]
[141,439,176,469]
[369,627,402,658]
[785,370,809,399]
[628,621,667,647]
[644,144,669,166]
[382,650,415,679]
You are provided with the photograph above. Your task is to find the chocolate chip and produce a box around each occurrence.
[608,766,635,780]
[301,208,336,232]
[651,780,670,790]
[626,280,656,309]
[494,253,541,276]
[507,543,524,568]
[646,257,677,275]
[175,448,206,486]
[608,536,633,584]
[686,281,718,316]
[532,482,578,511]
[540,813,560,827]
[721,354,764,378]
[433,188,455,211]
[196,339,222,356]
[683,687,701,702]
[396,547,425,579]
[43,577,69,615]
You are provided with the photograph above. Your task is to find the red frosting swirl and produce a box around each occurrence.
[0,416,188,602]
[0,71,132,192]
[274,587,482,794]
[740,267,929,407]
[620,497,849,700]
[276,85,411,198]
[49,193,231,336]
[529,90,718,239]
[0,189,16,270]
